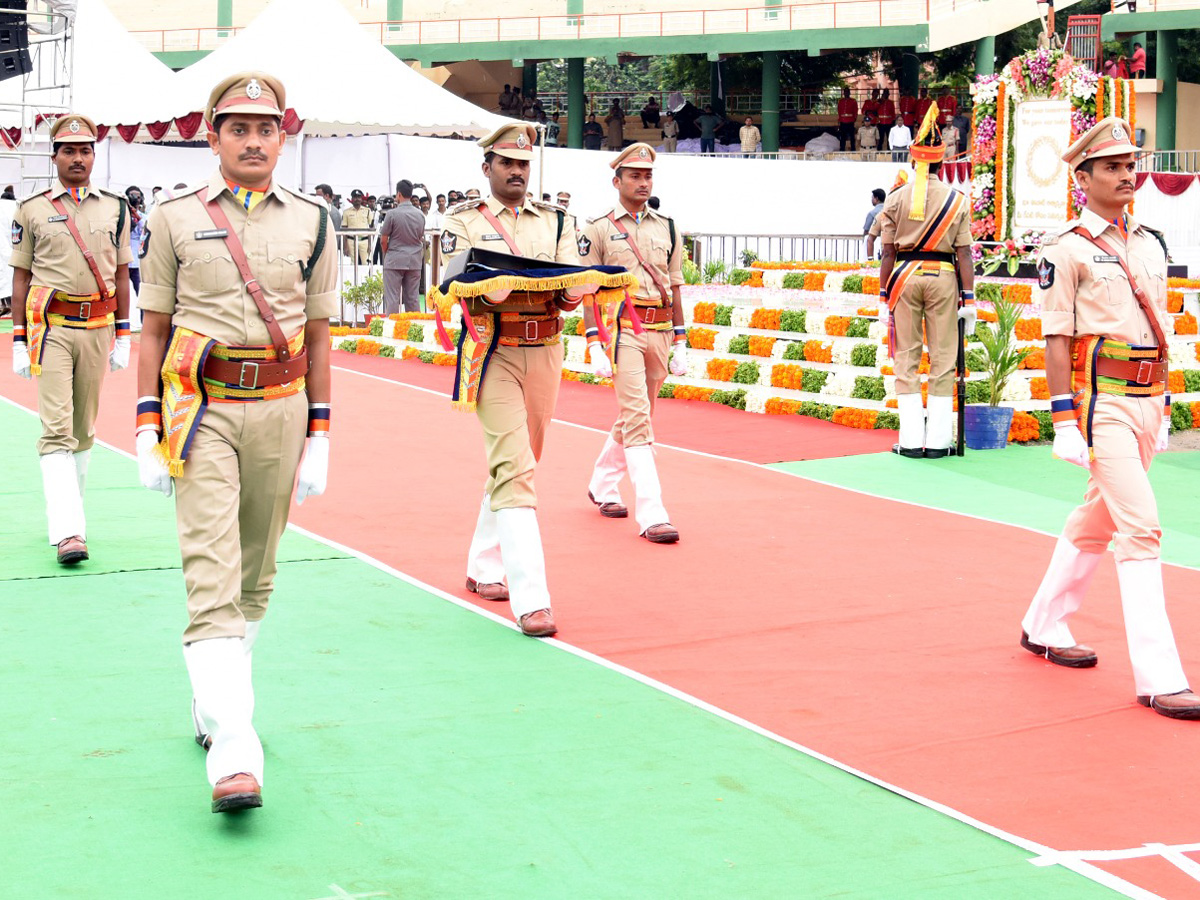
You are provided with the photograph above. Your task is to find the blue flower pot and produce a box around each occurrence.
[963,404,1014,450]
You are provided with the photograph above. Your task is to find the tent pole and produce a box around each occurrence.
[537,123,545,200]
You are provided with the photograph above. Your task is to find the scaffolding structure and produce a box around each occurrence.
[0,1,75,194]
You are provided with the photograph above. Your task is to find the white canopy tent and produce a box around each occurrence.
[170,0,514,138]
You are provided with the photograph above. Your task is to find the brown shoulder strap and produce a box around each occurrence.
[197,186,292,362]
[607,212,670,303]
[1072,227,1167,357]
[476,204,523,256]
[47,194,111,300]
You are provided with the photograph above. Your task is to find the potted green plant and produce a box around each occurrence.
[963,293,1032,449]
[341,273,384,326]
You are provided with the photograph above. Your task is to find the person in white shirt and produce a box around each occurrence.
[738,117,761,158]
[888,121,913,160]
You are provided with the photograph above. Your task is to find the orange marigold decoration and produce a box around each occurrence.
[402,347,420,360]
[692,302,717,325]
[1015,317,1042,340]
[824,315,851,336]
[748,335,777,357]
[880,364,894,375]
[803,272,827,291]
[1030,377,1050,400]
[886,398,898,408]
[862,276,881,295]
[1169,370,1185,395]
[330,326,370,336]
[750,261,857,272]
[857,306,879,317]
[687,327,717,350]
[771,364,803,389]
[995,81,1007,238]
[1168,291,1184,314]
[1022,348,1046,369]
[1168,278,1200,288]
[673,385,716,401]
[433,353,457,366]
[1004,284,1033,304]
[1008,411,1041,443]
[748,271,764,288]
[706,358,739,381]
[387,312,435,322]
[832,407,878,429]
[765,398,802,415]
[355,339,383,356]
[1174,312,1198,335]
[749,308,782,330]
[803,341,833,363]
[977,308,997,323]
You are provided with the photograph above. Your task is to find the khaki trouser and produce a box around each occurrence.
[610,327,671,448]
[893,270,958,396]
[173,393,307,643]
[663,137,677,152]
[1063,394,1163,562]
[477,343,561,510]
[36,323,111,455]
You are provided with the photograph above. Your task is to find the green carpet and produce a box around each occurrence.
[773,446,1200,569]
[0,404,1121,898]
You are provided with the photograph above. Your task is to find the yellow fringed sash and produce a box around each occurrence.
[24,285,56,377]
[159,327,217,477]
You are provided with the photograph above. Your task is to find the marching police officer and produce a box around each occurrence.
[10,113,132,565]
[1019,116,1200,719]
[578,142,686,543]
[136,72,338,811]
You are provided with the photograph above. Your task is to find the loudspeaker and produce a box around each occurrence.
[0,1,30,84]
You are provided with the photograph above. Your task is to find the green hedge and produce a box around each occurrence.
[780,310,806,333]
[842,274,864,294]
[1172,402,1194,432]
[368,317,384,337]
[710,389,747,410]
[337,339,358,351]
[1031,410,1054,441]
[846,317,871,338]
[563,315,581,336]
[1184,370,1200,393]
[799,401,835,420]
[782,272,806,290]
[728,334,751,355]
[732,362,760,385]
[782,341,805,360]
[728,268,751,286]
[801,369,829,393]
[380,346,395,358]
[714,304,734,326]
[874,410,899,430]
[850,344,877,367]
[852,376,886,401]
[406,323,425,343]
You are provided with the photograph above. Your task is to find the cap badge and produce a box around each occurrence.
[516,133,528,149]
[68,120,80,134]
[246,79,263,100]
[1112,125,1127,142]
[638,147,649,159]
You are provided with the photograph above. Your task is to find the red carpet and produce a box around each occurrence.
[333,351,900,462]
[4,340,1199,897]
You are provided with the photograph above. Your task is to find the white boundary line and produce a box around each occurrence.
[332,363,1200,575]
[0,392,1167,898]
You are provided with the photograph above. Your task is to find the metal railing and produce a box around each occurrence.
[132,0,1004,54]
[1138,150,1200,172]
[690,233,865,270]
[1110,0,1199,10]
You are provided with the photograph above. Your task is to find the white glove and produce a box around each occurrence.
[1052,422,1090,469]
[136,429,172,495]
[12,340,31,378]
[110,335,130,371]
[295,435,329,505]
[878,296,889,319]
[1156,415,1170,453]
[957,305,977,335]
[588,341,613,379]
[669,343,688,377]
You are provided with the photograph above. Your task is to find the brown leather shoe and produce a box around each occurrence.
[466,577,509,601]
[1138,689,1200,719]
[211,772,262,813]
[588,490,628,518]
[1020,631,1098,668]
[519,609,557,637]
[642,523,680,544]
[56,535,88,565]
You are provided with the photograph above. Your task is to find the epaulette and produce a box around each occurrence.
[17,187,48,206]
[1046,218,1082,243]
[96,186,125,201]
[446,198,485,217]
[587,208,617,225]
[531,199,566,213]
[279,183,324,209]
[1141,224,1171,262]
[158,183,205,204]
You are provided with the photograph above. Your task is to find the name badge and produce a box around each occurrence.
[194,229,228,240]
[481,233,503,241]
[47,214,67,223]
[610,233,628,241]
[1093,254,1120,263]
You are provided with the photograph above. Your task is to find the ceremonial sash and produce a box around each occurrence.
[158,327,217,477]
[24,285,56,376]
[884,188,967,311]
[1071,336,1166,460]
[1070,228,1168,357]
[451,314,499,413]
[47,195,113,300]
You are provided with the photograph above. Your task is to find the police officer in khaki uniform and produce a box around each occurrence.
[341,189,371,265]
[578,142,686,542]
[877,104,974,457]
[1019,117,1200,719]
[136,72,338,811]
[10,114,132,565]
[442,122,582,637]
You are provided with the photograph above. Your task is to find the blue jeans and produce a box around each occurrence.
[700,138,715,154]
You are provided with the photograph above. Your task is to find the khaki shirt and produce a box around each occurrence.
[11,179,132,295]
[138,170,338,347]
[856,125,880,150]
[341,205,370,231]
[877,176,971,252]
[440,195,579,265]
[1038,208,1168,346]
[578,205,683,303]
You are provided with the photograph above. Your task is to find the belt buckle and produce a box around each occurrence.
[1136,360,1153,384]
[238,361,260,389]
[524,319,538,341]
[77,301,91,320]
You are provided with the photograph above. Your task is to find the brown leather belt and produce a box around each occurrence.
[1074,353,1167,386]
[629,303,674,325]
[203,347,310,389]
[497,317,562,342]
[47,294,118,320]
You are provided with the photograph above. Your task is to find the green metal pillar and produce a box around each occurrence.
[523,62,538,100]
[761,51,780,154]
[217,0,232,36]
[1157,30,1177,151]
[710,60,723,115]
[387,0,402,30]
[901,53,920,97]
[567,57,585,149]
[974,35,995,77]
